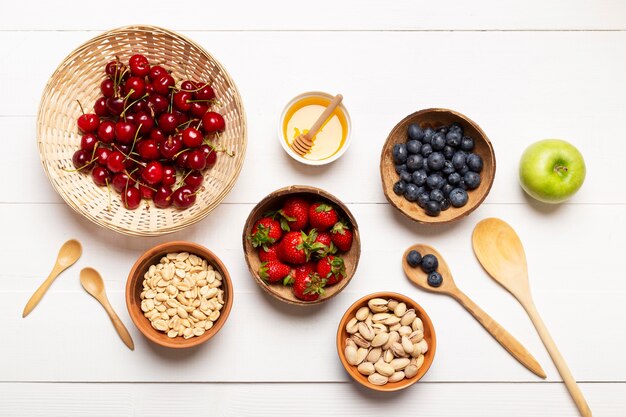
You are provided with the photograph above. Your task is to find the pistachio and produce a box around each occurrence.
[389,371,405,383]
[404,364,419,379]
[390,357,410,371]
[368,373,389,386]
[413,354,425,370]
[401,309,417,326]
[416,339,429,354]
[401,336,414,354]
[387,299,399,310]
[394,302,407,317]
[383,315,401,326]
[390,342,406,358]
[409,330,424,344]
[356,348,369,365]
[345,345,358,366]
[398,326,412,337]
[384,349,394,363]
[357,362,375,376]
[372,313,391,322]
[374,361,395,377]
[366,347,382,363]
[383,331,400,350]
[371,332,389,347]
[355,306,370,321]
[371,323,388,334]
[357,322,375,341]
[351,334,371,349]
[346,317,359,334]
[412,317,424,331]
[368,298,388,313]
[345,338,357,349]
[389,323,401,332]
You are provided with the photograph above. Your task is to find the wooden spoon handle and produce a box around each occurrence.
[524,301,592,416]
[306,94,343,138]
[102,300,135,351]
[453,290,546,379]
[22,265,64,317]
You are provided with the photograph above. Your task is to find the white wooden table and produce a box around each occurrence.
[1,1,625,415]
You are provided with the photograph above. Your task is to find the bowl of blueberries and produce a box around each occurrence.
[380,108,496,224]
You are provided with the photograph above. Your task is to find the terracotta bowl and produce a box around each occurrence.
[380,108,496,224]
[336,292,436,391]
[126,241,233,348]
[242,185,361,306]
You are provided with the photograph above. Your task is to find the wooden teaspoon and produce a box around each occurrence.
[472,218,591,417]
[23,239,82,317]
[291,94,343,156]
[402,244,546,379]
[80,268,134,350]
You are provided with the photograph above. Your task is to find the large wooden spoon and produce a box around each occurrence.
[472,218,591,417]
[23,239,82,317]
[80,268,134,350]
[403,244,546,379]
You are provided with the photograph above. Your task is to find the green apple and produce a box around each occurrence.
[519,139,586,203]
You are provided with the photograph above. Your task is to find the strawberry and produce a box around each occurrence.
[258,244,279,263]
[278,197,310,231]
[291,264,326,301]
[308,228,336,259]
[309,202,338,231]
[277,231,309,265]
[316,255,346,285]
[330,220,353,252]
[248,217,283,249]
[258,261,292,283]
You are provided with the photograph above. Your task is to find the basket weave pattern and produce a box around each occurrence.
[37,25,247,236]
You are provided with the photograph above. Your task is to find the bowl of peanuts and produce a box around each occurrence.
[336,292,436,391]
[126,241,234,348]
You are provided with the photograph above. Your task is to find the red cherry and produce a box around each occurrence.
[180,80,196,91]
[80,133,98,151]
[106,97,125,116]
[134,112,155,135]
[141,161,164,185]
[95,147,111,165]
[172,186,197,209]
[106,151,126,173]
[162,166,177,186]
[184,171,204,191]
[100,78,115,98]
[105,60,127,79]
[173,91,192,112]
[77,113,100,133]
[202,144,217,169]
[91,166,111,186]
[129,99,148,114]
[129,54,150,77]
[153,73,175,95]
[122,186,141,210]
[115,143,132,156]
[158,112,178,134]
[150,128,166,144]
[139,183,156,200]
[195,83,215,101]
[94,97,110,117]
[175,150,190,169]
[173,110,189,126]
[124,76,146,100]
[182,127,203,148]
[111,172,132,193]
[190,102,209,118]
[97,120,116,143]
[154,185,173,208]
[160,135,183,159]
[186,149,206,171]
[72,149,92,170]
[148,65,167,82]
[147,94,168,115]
[202,111,225,133]
[145,83,154,95]
[136,139,160,160]
[115,121,138,144]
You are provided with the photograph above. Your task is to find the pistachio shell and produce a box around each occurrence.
[404,364,419,379]
[345,345,358,365]
[357,362,375,376]
[356,306,370,321]
[368,373,389,386]
[402,336,414,354]
[371,332,389,347]
[389,371,405,383]
[367,347,382,363]
[390,357,411,371]
[401,309,417,326]
[394,302,407,317]
[374,361,395,377]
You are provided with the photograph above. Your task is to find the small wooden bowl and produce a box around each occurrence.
[380,108,496,224]
[126,241,233,348]
[336,292,436,392]
[242,185,361,306]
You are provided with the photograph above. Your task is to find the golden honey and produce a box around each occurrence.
[282,96,349,161]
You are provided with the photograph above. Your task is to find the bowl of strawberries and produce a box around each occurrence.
[242,185,361,305]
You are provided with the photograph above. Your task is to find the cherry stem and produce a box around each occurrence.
[126,123,143,160]
[176,170,193,188]
[76,100,85,115]
[176,118,200,130]
[170,81,212,94]
[121,93,149,118]
[119,90,136,120]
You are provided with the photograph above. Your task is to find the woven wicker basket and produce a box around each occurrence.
[37,25,247,236]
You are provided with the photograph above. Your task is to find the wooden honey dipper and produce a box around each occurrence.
[291,94,343,156]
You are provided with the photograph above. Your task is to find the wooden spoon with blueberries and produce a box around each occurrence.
[402,244,546,379]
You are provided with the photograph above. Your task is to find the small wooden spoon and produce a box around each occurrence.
[472,218,592,417]
[403,244,546,379]
[291,94,343,156]
[23,239,82,317]
[80,267,134,351]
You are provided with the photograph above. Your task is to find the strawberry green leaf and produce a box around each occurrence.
[315,203,332,213]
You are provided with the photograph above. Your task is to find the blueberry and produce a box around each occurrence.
[407,124,424,141]
[464,171,481,189]
[437,125,448,134]
[393,181,407,195]
[400,170,412,183]
[431,132,446,151]
[417,191,430,208]
[451,151,467,170]
[449,122,463,134]
[449,188,469,207]
[395,164,407,174]
[422,128,434,144]
[420,143,433,157]
[459,179,468,190]
[466,153,483,173]
[441,160,455,175]
[406,140,422,155]
[460,136,474,151]
[427,152,445,171]
[393,143,408,164]
[426,173,444,190]
[446,130,462,147]
[448,172,461,185]
[442,145,455,160]
[421,254,439,272]
[458,165,469,175]
[406,154,423,172]
[430,189,445,203]
[440,198,451,211]
[406,250,422,267]
[427,271,443,287]
[424,200,441,216]
[442,183,454,197]
[404,183,420,201]
[411,169,427,186]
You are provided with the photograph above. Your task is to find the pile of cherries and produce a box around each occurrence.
[72,54,227,210]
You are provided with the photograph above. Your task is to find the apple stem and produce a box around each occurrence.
[554,165,569,175]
